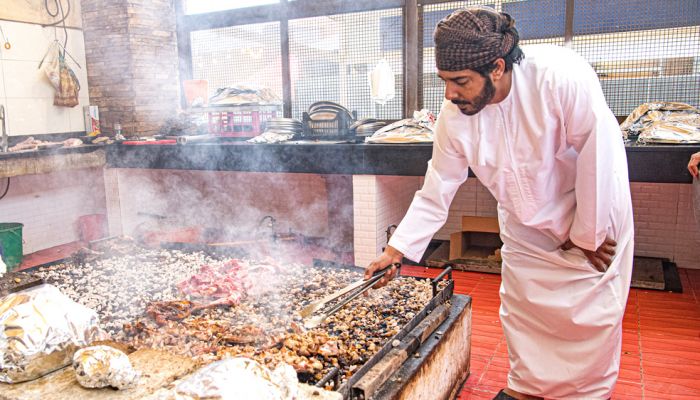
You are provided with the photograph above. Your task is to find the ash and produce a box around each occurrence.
[36,248,219,337]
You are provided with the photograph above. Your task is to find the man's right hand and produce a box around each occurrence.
[365,246,404,289]
[688,152,700,178]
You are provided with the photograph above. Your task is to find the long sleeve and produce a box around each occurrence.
[561,63,620,252]
[388,107,470,261]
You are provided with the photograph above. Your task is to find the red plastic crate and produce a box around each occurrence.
[207,107,280,137]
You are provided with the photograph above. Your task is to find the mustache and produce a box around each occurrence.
[451,99,469,105]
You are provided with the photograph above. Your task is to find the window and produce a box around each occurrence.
[190,22,283,100]
[185,0,279,15]
[289,9,403,120]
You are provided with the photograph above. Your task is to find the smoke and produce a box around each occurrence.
[0,166,107,255]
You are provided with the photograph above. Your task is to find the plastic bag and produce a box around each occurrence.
[40,42,60,91]
[368,60,395,105]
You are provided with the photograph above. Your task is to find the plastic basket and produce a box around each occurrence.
[208,110,278,137]
[301,110,358,140]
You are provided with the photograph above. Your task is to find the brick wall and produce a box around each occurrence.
[127,0,180,135]
[80,0,179,136]
[0,169,106,254]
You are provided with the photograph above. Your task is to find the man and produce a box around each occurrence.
[365,6,634,400]
[688,152,700,178]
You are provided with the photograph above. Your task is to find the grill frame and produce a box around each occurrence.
[14,242,456,399]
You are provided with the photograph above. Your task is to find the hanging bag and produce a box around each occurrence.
[53,51,80,107]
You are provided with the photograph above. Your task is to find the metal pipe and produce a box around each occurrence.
[0,105,7,153]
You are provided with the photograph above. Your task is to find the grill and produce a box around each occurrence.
[0,238,471,400]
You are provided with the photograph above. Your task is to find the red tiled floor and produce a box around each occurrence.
[401,265,700,400]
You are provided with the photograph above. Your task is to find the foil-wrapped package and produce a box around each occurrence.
[157,357,298,400]
[0,284,104,383]
[73,345,140,389]
[620,101,700,143]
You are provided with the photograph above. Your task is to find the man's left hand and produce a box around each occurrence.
[561,236,617,272]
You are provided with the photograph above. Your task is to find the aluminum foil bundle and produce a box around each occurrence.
[73,345,140,390]
[156,357,298,400]
[365,109,435,143]
[0,284,104,383]
[620,101,700,143]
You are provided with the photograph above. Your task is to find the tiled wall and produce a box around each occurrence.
[632,182,700,270]
[105,169,330,240]
[0,20,89,136]
[0,168,106,253]
[353,175,421,267]
[354,176,700,270]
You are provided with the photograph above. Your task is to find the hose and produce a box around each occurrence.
[0,178,9,201]
[43,0,70,49]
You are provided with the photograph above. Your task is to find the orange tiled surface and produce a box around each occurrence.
[17,241,85,270]
[401,265,700,400]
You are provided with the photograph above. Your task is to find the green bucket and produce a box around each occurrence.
[0,223,23,271]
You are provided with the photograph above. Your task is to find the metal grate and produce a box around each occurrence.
[571,1,700,116]
[420,0,565,114]
[420,0,699,117]
[288,9,404,121]
[190,22,283,102]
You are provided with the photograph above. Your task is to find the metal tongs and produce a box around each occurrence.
[301,263,401,329]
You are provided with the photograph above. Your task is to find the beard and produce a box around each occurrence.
[451,76,496,116]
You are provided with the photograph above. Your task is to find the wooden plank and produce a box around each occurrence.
[0,349,196,400]
[280,1,292,119]
[403,0,419,118]
[426,258,502,274]
[0,150,105,179]
[449,231,464,261]
[461,216,499,233]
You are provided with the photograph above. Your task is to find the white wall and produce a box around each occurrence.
[353,175,421,267]
[0,168,106,254]
[0,21,89,136]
